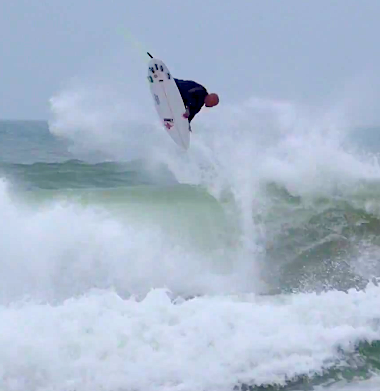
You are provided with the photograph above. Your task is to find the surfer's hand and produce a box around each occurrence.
[183,108,190,118]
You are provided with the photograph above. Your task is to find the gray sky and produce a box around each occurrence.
[1,0,380,122]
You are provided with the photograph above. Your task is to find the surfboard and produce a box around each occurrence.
[147,55,191,150]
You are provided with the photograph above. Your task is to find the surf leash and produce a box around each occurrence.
[118,27,156,63]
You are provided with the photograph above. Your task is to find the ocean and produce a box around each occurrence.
[1,97,380,391]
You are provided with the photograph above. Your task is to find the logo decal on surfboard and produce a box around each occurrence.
[164,118,173,129]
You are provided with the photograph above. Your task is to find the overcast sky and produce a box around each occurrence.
[1,0,379,121]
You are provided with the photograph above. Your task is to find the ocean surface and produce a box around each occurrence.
[2,97,380,391]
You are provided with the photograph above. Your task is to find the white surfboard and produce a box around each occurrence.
[147,55,190,150]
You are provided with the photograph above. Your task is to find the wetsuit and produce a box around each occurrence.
[174,79,208,123]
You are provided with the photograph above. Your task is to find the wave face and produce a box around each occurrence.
[1,93,380,391]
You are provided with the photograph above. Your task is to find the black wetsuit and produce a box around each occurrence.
[174,79,208,123]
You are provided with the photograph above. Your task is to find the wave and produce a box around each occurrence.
[0,178,255,304]
[1,84,380,389]
[2,170,380,302]
[1,283,380,391]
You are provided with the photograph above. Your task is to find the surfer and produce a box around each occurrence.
[174,79,219,123]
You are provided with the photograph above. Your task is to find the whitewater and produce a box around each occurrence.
[1,87,380,390]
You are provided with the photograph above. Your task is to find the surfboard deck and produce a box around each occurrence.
[147,57,191,150]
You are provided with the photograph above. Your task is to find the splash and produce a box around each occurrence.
[48,80,170,162]
[47,83,380,293]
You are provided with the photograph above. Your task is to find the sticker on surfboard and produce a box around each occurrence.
[147,55,190,150]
